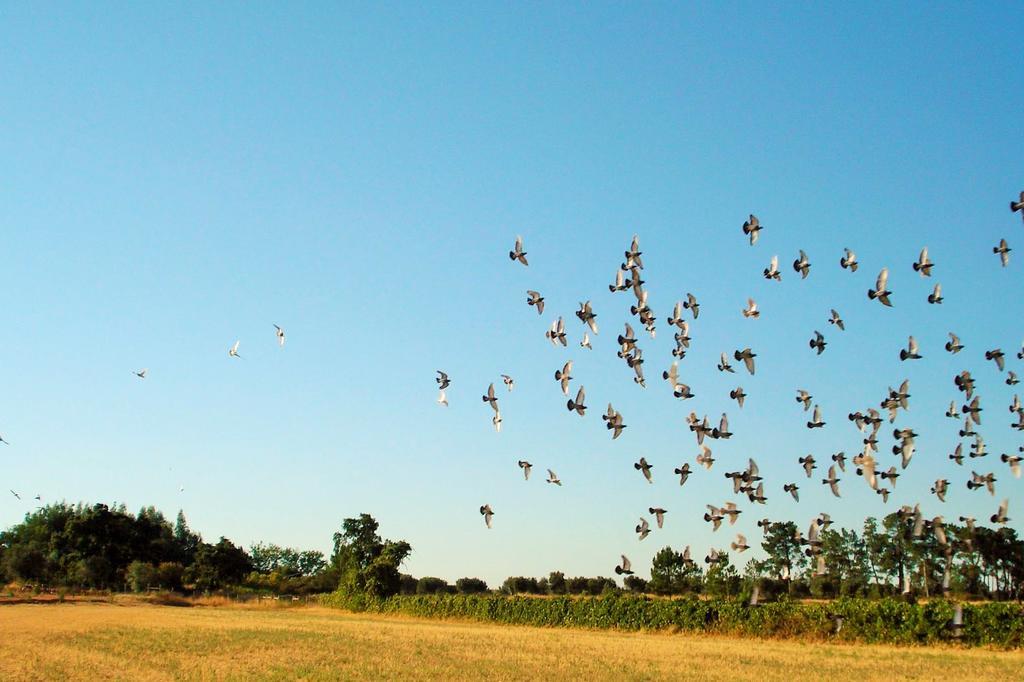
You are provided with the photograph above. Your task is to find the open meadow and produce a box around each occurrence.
[0,602,1022,681]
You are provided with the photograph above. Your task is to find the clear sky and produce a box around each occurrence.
[1,3,1022,586]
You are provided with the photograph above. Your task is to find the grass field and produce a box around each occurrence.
[0,602,1022,681]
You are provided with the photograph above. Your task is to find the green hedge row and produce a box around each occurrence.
[319,592,1024,648]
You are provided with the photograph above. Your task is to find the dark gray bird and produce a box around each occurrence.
[945,332,964,354]
[796,390,813,412]
[717,352,735,373]
[9,489,20,500]
[603,403,626,439]
[809,331,826,355]
[927,283,943,304]
[674,463,692,486]
[792,250,811,279]
[649,507,667,528]
[555,361,573,395]
[734,348,756,375]
[730,387,747,409]
[867,268,893,306]
[985,348,1006,372]
[931,479,949,503]
[799,455,816,478]
[615,555,634,576]
[784,483,800,502]
[436,370,451,390]
[831,452,847,472]
[509,235,528,266]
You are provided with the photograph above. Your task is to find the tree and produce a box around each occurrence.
[416,577,452,594]
[547,571,566,595]
[761,521,807,584]
[187,537,252,591]
[648,546,702,595]
[331,514,412,598]
[623,575,648,593]
[455,577,488,594]
[127,561,157,592]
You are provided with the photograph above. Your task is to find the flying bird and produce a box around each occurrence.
[649,507,667,528]
[742,214,762,245]
[575,300,598,333]
[742,299,760,319]
[546,469,562,486]
[580,332,592,350]
[912,247,934,276]
[730,387,747,409]
[828,309,845,331]
[526,290,545,315]
[567,386,587,416]
[615,555,634,575]
[807,405,825,429]
[480,504,494,528]
[1011,191,1024,221]
[823,465,841,497]
[555,361,574,395]
[501,375,515,392]
[994,238,1011,267]
[273,324,285,347]
[634,457,654,483]
[867,268,893,306]
[436,371,451,389]
[674,463,692,486]
[133,369,147,379]
[509,236,528,266]
[635,517,651,541]
[809,331,827,355]
[228,341,242,358]
[945,333,964,354]
[437,389,448,407]
[985,348,1006,372]
[763,255,782,281]
[683,293,700,319]
[792,250,811,279]
[899,336,922,361]
[734,348,756,375]
[840,248,858,272]
[927,283,943,304]
[545,317,568,346]
[518,460,532,480]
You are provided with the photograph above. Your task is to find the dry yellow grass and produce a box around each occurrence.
[0,602,1021,681]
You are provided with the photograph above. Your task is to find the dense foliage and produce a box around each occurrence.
[0,503,334,594]
[321,591,1024,648]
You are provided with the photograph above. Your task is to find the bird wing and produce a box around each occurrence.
[876,268,888,290]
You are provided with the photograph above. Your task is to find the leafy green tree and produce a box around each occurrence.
[187,537,252,591]
[126,561,156,592]
[760,521,807,584]
[546,571,566,595]
[623,575,648,593]
[416,576,452,594]
[648,546,702,595]
[331,514,411,598]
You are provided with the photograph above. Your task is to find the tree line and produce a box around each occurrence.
[2,503,1021,601]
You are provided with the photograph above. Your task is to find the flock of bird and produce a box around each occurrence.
[435,192,1024,585]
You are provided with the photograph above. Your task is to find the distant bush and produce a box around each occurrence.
[455,577,488,595]
[319,592,1024,648]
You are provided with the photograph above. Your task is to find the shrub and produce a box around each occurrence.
[319,592,1024,648]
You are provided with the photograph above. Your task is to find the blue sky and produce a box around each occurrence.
[1,3,1022,585]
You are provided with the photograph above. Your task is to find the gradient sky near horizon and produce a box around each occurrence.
[2,3,1023,586]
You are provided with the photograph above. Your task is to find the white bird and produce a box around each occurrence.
[580,332,592,350]
[273,324,285,347]
[546,469,562,486]
[437,389,448,407]
[228,341,242,358]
